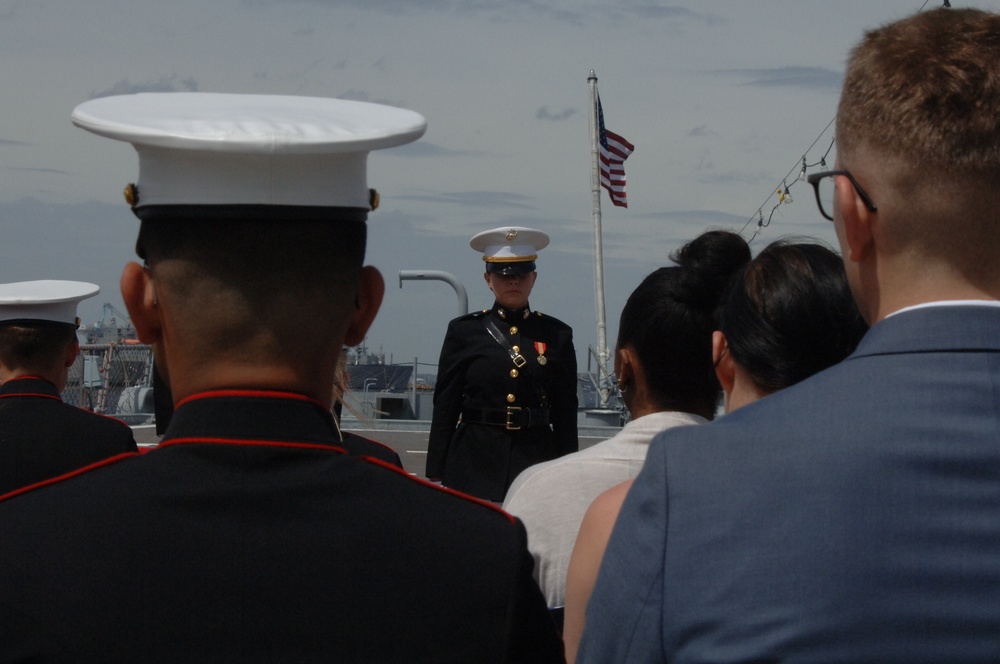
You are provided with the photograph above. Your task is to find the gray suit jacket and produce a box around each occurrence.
[579,305,1000,663]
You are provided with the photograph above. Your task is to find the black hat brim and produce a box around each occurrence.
[486,261,536,276]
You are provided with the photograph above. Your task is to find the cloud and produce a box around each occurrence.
[536,106,577,121]
[610,5,724,24]
[394,190,534,209]
[720,66,842,91]
[336,89,410,108]
[385,142,485,158]
[9,167,69,175]
[0,138,29,147]
[686,125,716,138]
[90,75,199,99]
[248,0,451,14]
[695,169,776,187]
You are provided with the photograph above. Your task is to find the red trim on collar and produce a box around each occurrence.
[159,436,348,455]
[0,375,62,401]
[361,456,517,525]
[174,389,327,410]
[0,451,139,503]
[3,375,46,382]
[0,391,61,401]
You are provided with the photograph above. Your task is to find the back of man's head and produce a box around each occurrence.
[137,215,366,370]
[0,324,76,379]
[836,8,1000,280]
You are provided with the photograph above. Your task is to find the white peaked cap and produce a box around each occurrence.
[470,226,550,261]
[71,93,427,210]
[0,280,100,326]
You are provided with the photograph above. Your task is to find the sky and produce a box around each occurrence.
[0,0,992,376]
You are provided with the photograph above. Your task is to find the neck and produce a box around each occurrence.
[867,255,1000,323]
[725,365,769,413]
[0,367,65,391]
[165,356,339,409]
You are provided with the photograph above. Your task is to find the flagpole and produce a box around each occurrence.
[588,70,610,408]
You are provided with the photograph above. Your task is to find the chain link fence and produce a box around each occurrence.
[62,343,155,424]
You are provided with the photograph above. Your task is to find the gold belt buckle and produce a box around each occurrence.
[505,406,522,430]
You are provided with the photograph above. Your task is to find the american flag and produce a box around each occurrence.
[597,96,635,208]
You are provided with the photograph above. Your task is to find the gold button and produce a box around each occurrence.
[507,394,516,403]
[509,326,518,335]
[510,369,519,378]
[512,345,520,353]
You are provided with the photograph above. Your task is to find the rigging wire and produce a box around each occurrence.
[739,0,950,243]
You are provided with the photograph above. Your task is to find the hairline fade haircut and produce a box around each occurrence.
[0,324,77,371]
[136,216,368,365]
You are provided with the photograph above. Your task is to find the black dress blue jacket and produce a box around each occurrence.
[0,375,137,495]
[0,389,563,663]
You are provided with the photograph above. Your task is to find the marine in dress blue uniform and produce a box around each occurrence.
[0,280,137,496]
[0,93,562,662]
[427,227,578,502]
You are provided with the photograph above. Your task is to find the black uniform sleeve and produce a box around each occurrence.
[118,421,139,453]
[502,519,567,663]
[551,325,578,456]
[426,319,466,479]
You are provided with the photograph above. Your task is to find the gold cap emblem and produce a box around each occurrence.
[123,183,138,207]
[505,229,518,241]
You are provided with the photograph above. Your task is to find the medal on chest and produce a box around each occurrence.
[534,341,548,365]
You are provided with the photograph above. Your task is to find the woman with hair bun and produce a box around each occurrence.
[563,238,867,662]
[503,229,751,622]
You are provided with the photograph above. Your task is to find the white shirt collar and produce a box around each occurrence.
[886,299,1000,319]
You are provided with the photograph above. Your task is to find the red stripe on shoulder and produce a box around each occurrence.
[360,456,517,525]
[0,451,139,503]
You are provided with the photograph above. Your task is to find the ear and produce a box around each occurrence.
[615,346,634,383]
[344,266,385,347]
[63,337,80,368]
[838,174,875,263]
[483,272,493,289]
[120,261,162,344]
[712,330,735,395]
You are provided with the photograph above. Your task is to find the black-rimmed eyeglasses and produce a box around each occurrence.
[807,170,878,221]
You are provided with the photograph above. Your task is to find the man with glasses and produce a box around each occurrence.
[579,8,1000,662]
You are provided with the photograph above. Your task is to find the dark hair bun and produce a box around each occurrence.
[670,230,752,315]
[615,229,750,418]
